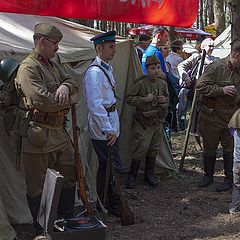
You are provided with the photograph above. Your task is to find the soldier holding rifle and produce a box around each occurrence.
[83,30,127,217]
[196,40,240,191]
[14,23,79,238]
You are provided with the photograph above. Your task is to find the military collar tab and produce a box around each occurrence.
[32,50,53,67]
[228,61,237,72]
[100,61,110,71]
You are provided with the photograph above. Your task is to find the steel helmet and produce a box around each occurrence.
[0,58,19,83]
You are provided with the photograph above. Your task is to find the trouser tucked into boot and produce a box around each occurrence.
[198,154,216,188]
[96,165,120,217]
[26,195,43,235]
[144,156,158,187]
[125,159,141,189]
[216,152,233,192]
[57,186,76,219]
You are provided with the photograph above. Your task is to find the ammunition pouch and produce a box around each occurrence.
[133,109,164,129]
[142,110,158,118]
[201,97,215,108]
[33,109,69,127]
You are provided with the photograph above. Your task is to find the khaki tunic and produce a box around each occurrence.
[126,76,169,160]
[15,50,79,197]
[196,57,240,129]
[196,57,240,155]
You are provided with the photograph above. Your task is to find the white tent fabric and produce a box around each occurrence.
[212,25,231,59]
[0,12,178,237]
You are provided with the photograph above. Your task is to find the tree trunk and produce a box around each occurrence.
[229,0,240,41]
[208,0,215,24]
[199,0,204,30]
[213,0,225,36]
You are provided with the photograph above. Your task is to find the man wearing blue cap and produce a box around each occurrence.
[83,30,127,216]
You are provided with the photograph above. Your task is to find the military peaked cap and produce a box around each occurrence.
[34,23,63,42]
[90,30,116,45]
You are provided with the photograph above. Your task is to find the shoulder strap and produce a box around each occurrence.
[88,64,117,98]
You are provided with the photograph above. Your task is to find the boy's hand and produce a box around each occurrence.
[145,93,155,102]
[157,95,167,103]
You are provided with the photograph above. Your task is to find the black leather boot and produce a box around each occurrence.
[216,152,233,192]
[57,186,76,218]
[144,156,158,187]
[125,159,141,189]
[26,194,43,235]
[198,154,215,188]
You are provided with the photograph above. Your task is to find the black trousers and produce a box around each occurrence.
[92,139,120,208]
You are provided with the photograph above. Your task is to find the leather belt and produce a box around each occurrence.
[105,103,116,113]
[33,108,69,126]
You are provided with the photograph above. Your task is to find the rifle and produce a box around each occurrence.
[179,49,206,171]
[71,104,93,215]
[109,146,135,226]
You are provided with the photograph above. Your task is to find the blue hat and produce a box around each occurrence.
[90,30,116,45]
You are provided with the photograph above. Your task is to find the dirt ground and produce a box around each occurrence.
[15,133,240,240]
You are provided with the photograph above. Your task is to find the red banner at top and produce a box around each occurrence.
[0,0,198,27]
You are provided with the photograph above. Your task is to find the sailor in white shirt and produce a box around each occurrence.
[83,30,127,217]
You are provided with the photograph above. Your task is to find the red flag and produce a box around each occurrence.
[0,0,198,27]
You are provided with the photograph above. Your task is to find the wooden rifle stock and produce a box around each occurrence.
[109,147,135,226]
[71,104,93,215]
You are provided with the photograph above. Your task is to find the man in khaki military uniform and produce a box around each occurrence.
[125,55,169,188]
[15,23,79,236]
[196,40,240,192]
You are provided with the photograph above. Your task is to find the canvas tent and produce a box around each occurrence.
[212,25,231,59]
[0,12,178,238]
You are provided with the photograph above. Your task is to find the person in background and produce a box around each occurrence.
[125,55,169,189]
[14,23,79,239]
[196,39,240,192]
[160,44,180,146]
[177,38,219,132]
[229,109,240,214]
[135,34,150,62]
[83,30,127,217]
[166,39,184,78]
[142,26,169,75]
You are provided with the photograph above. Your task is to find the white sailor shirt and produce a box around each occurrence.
[83,56,120,140]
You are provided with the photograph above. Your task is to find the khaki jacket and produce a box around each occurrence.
[126,75,169,122]
[196,57,240,128]
[15,50,79,153]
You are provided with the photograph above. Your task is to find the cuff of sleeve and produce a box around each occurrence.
[62,83,73,94]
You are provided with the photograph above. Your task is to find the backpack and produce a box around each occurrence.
[0,58,22,134]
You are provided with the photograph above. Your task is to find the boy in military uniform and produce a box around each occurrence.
[14,23,79,236]
[125,55,169,188]
[83,30,127,217]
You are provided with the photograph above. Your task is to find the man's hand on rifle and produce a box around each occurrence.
[55,84,70,105]
[107,132,117,146]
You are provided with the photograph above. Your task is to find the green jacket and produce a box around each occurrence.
[196,57,240,128]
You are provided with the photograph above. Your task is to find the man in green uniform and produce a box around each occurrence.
[196,40,240,192]
[125,55,169,188]
[14,23,79,236]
